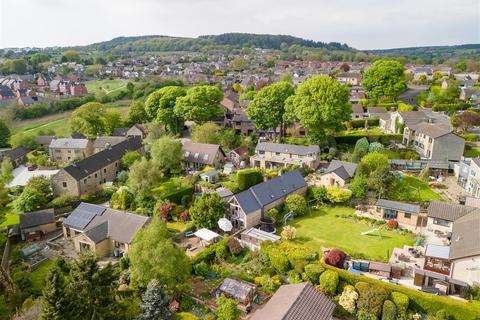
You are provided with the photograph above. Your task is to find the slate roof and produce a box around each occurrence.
[71,132,87,139]
[93,136,127,149]
[255,142,320,156]
[1,147,30,160]
[0,85,14,97]
[449,211,480,260]
[35,135,55,146]
[61,136,142,181]
[425,244,450,259]
[351,104,364,113]
[182,141,225,166]
[233,170,306,214]
[251,282,336,320]
[408,122,452,139]
[112,128,129,137]
[367,107,388,114]
[427,201,478,222]
[19,209,55,229]
[376,199,421,214]
[64,202,150,244]
[323,160,357,181]
[50,138,89,149]
[218,278,256,304]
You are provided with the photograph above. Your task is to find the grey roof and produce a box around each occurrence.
[425,244,450,259]
[376,199,420,213]
[1,147,30,160]
[251,282,336,320]
[351,104,364,113]
[182,141,225,166]
[64,202,106,230]
[449,211,480,259]
[324,160,357,180]
[93,136,127,149]
[64,202,150,244]
[367,107,388,114]
[427,201,477,221]
[408,122,452,139]
[200,169,220,178]
[256,142,319,156]
[19,209,55,229]
[50,138,89,149]
[369,262,392,272]
[233,170,306,214]
[241,228,281,242]
[112,128,129,137]
[71,132,87,139]
[218,278,256,303]
[61,136,142,180]
[35,135,55,146]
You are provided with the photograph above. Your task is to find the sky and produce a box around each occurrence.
[0,0,479,50]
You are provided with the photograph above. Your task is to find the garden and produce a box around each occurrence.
[285,206,415,262]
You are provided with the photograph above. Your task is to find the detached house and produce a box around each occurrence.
[319,160,357,188]
[63,202,150,257]
[426,201,476,237]
[227,170,307,229]
[181,141,226,170]
[250,142,320,170]
[52,136,143,197]
[49,138,93,162]
[371,199,425,230]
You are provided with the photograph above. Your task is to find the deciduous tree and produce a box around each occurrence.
[363,59,406,101]
[174,85,223,123]
[189,193,225,229]
[145,86,186,134]
[150,136,182,173]
[0,120,10,147]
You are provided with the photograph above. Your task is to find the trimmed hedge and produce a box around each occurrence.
[237,169,263,191]
[319,270,339,296]
[381,300,397,320]
[350,118,380,128]
[304,263,325,285]
[355,281,388,317]
[391,291,409,319]
[321,263,480,320]
[335,134,403,145]
[159,186,193,204]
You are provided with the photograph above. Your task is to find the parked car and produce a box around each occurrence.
[27,165,38,171]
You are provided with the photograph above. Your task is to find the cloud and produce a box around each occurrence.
[0,0,478,49]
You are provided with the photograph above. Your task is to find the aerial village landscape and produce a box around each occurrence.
[0,0,479,319]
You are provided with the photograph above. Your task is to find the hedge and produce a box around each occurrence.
[237,169,263,191]
[304,263,325,285]
[350,118,380,128]
[321,263,480,320]
[391,291,409,319]
[381,300,397,320]
[158,186,193,204]
[335,134,403,145]
[319,270,339,296]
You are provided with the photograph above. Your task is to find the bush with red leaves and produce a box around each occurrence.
[158,202,174,221]
[386,219,398,229]
[324,249,347,268]
[180,210,189,222]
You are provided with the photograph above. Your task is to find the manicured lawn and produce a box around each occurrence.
[0,212,19,227]
[85,79,130,95]
[286,206,415,262]
[464,147,480,158]
[389,175,444,203]
[31,259,56,292]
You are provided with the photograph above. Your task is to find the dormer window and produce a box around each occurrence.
[194,153,199,159]
[203,154,209,161]
[184,151,190,157]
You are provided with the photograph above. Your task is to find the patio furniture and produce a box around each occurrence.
[184,231,194,238]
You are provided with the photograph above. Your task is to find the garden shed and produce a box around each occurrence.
[194,228,221,247]
[216,278,257,307]
[369,261,392,277]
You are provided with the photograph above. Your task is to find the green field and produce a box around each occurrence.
[0,212,19,227]
[85,79,130,95]
[31,259,56,292]
[286,206,415,262]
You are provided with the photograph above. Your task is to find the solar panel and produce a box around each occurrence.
[64,203,106,230]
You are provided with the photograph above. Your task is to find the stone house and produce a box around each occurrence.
[49,138,93,162]
[426,201,477,237]
[369,199,425,229]
[227,170,307,229]
[351,104,365,119]
[181,141,226,170]
[0,147,31,168]
[92,136,127,154]
[318,160,357,188]
[336,73,362,86]
[51,136,143,197]
[250,142,320,170]
[63,202,150,257]
[228,146,249,167]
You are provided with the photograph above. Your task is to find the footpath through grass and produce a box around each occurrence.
[286,206,415,262]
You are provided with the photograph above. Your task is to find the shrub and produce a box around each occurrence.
[181,194,192,206]
[369,142,385,153]
[287,270,302,284]
[304,263,325,285]
[268,248,290,274]
[324,249,347,268]
[382,300,397,320]
[386,219,398,229]
[427,310,447,320]
[326,187,352,203]
[391,291,409,320]
[281,225,297,240]
[119,256,130,270]
[284,194,307,216]
[216,295,240,320]
[357,309,378,320]
[319,270,339,296]
[339,285,358,314]
[193,261,209,277]
[237,169,263,191]
[355,281,388,318]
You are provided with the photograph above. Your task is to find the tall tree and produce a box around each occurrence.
[174,85,224,123]
[0,120,10,148]
[13,175,52,212]
[0,159,13,184]
[128,217,191,293]
[191,122,220,145]
[41,267,68,320]
[136,279,172,320]
[127,100,148,126]
[70,102,107,137]
[150,136,182,173]
[246,81,294,138]
[189,193,225,229]
[363,59,406,101]
[285,76,350,143]
[145,86,186,134]
[127,158,164,194]
[103,109,123,135]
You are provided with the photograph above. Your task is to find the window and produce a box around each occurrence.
[203,154,209,161]
[115,162,118,167]
[84,179,87,184]
[68,150,71,153]
[94,173,97,178]
[275,152,281,155]
[433,218,450,227]
[383,209,398,220]
[184,151,190,157]
[104,168,107,173]
[259,151,265,155]
[62,182,67,188]
[404,212,412,219]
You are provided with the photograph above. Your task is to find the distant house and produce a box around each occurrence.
[460,88,480,104]
[0,85,15,100]
[52,136,143,197]
[250,142,320,170]
[49,79,61,92]
[455,157,480,197]
[0,147,31,167]
[336,73,362,86]
[49,138,93,162]
[36,73,52,87]
[367,107,388,119]
[126,124,148,139]
[19,209,57,241]
[251,282,336,320]
[199,169,220,183]
[228,146,249,167]
[70,82,88,96]
[227,170,307,229]
[351,104,364,119]
[319,160,357,188]
[230,109,256,137]
[63,202,150,257]
[181,141,226,170]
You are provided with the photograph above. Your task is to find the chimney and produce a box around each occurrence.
[105,142,111,150]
